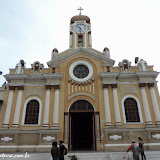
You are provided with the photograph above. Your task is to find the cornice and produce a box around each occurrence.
[99,71,159,80]
[47,47,115,67]
[136,71,159,78]
[117,72,137,79]
[4,73,64,82]
[99,72,119,79]
[43,73,63,79]
[4,74,27,81]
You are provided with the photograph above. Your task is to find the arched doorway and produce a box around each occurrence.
[69,100,96,151]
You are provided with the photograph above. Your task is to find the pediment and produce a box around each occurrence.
[47,47,115,67]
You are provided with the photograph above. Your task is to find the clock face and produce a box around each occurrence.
[74,24,87,33]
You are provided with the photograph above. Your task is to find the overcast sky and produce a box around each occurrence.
[0,0,160,91]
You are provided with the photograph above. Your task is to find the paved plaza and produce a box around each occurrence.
[0,151,160,160]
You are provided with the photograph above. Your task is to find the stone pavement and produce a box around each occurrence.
[0,151,160,160]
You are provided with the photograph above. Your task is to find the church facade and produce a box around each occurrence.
[0,13,160,152]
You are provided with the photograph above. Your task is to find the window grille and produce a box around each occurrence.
[124,98,140,122]
[24,100,39,124]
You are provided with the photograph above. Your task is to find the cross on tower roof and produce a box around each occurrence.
[77,7,83,15]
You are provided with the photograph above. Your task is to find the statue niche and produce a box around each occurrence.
[118,59,131,71]
[31,61,44,73]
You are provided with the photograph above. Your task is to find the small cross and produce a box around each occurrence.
[77,7,83,15]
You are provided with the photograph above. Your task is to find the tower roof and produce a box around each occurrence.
[70,15,90,23]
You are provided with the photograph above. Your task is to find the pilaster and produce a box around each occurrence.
[111,84,122,127]
[148,83,160,126]
[2,86,15,128]
[12,86,24,128]
[103,84,112,127]
[42,85,52,128]
[139,83,153,126]
[52,85,60,128]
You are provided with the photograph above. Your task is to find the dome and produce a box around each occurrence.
[70,15,90,23]
[52,48,58,53]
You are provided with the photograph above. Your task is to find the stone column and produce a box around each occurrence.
[95,112,100,142]
[103,84,112,126]
[88,31,92,47]
[68,81,70,95]
[93,80,95,94]
[64,113,68,143]
[69,32,72,48]
[43,85,51,127]
[112,84,122,126]
[12,86,24,127]
[139,83,153,125]
[52,85,60,127]
[2,86,15,128]
[148,83,160,125]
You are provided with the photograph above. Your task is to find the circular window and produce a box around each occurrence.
[69,60,93,82]
[73,65,89,78]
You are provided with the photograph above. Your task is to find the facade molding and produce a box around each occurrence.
[47,48,115,67]
[4,73,63,82]
[67,98,96,112]
[68,92,95,101]
[136,71,159,78]
[99,71,159,81]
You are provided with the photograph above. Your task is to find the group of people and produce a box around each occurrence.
[51,140,67,160]
[127,137,146,160]
[52,137,145,160]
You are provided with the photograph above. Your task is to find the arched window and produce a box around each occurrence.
[124,98,140,122]
[24,100,39,124]
[70,100,94,112]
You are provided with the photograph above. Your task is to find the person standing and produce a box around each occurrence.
[59,140,67,160]
[51,141,59,160]
[138,137,146,160]
[127,140,139,160]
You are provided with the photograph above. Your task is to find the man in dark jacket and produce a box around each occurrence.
[51,141,59,160]
[138,137,146,160]
[59,141,67,160]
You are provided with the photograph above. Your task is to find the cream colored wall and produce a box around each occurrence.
[19,86,45,130]
[1,51,160,150]
[57,53,102,139]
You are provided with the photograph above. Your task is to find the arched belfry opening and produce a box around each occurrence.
[69,100,96,151]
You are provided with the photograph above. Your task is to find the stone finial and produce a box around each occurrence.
[138,59,147,71]
[15,60,26,74]
[103,47,110,59]
[118,59,131,71]
[51,48,58,60]
[31,61,44,73]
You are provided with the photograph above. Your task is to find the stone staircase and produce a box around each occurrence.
[64,151,112,160]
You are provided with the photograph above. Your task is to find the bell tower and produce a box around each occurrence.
[69,8,92,48]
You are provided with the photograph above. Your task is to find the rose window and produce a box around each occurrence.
[73,65,89,78]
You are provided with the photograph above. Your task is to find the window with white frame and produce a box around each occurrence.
[122,96,142,123]
[24,100,39,124]
[22,97,42,125]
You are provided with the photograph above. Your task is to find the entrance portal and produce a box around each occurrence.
[69,100,95,151]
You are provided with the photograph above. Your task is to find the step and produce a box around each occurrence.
[64,151,112,160]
